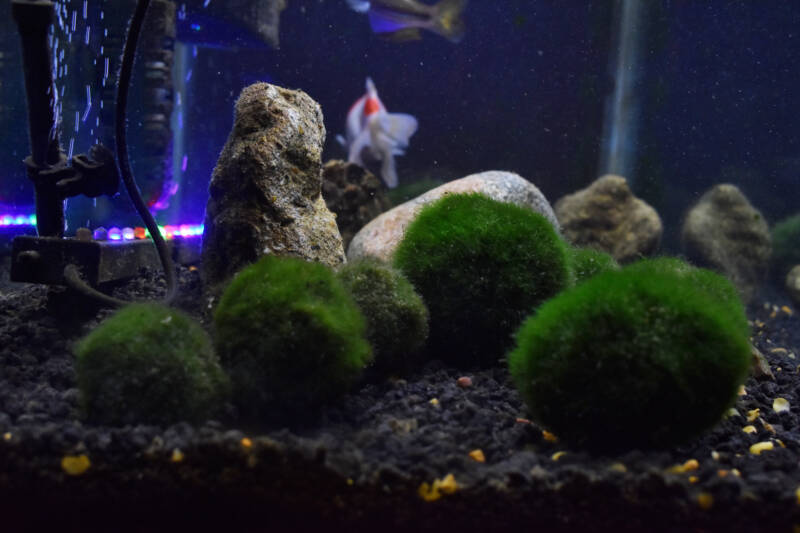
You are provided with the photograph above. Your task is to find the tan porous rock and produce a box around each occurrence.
[322,160,391,251]
[786,265,800,307]
[554,174,662,263]
[681,183,771,302]
[201,83,345,288]
[347,171,558,262]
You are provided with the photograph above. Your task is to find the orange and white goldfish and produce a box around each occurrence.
[336,77,418,188]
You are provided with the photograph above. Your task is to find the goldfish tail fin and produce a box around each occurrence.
[431,0,467,43]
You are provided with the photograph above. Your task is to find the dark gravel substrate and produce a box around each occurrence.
[1,264,799,532]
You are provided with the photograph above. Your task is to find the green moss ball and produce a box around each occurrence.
[394,193,569,366]
[75,303,229,426]
[337,259,429,376]
[625,257,749,333]
[567,246,619,284]
[213,255,371,419]
[771,213,800,280]
[508,266,752,452]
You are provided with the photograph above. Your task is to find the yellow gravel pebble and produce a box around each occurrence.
[542,430,558,442]
[773,397,790,413]
[667,459,699,474]
[742,425,757,434]
[61,454,91,476]
[468,449,486,463]
[749,441,774,455]
[2,432,10,442]
[761,419,776,434]
[697,492,714,510]
[608,462,627,473]
[688,475,699,484]
[241,437,253,448]
[738,385,747,396]
[429,398,440,407]
[551,451,566,461]
[418,474,459,502]
[171,448,184,462]
[796,486,800,505]
[747,408,760,422]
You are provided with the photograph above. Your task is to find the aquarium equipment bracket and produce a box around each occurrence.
[9,0,181,306]
[13,1,120,237]
[10,234,198,287]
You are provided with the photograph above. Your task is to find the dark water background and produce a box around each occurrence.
[1,0,799,250]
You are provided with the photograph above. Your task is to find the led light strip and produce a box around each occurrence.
[0,214,37,227]
[0,213,203,240]
[97,224,205,241]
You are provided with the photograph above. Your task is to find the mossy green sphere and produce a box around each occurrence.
[394,193,569,366]
[566,246,619,284]
[771,213,800,280]
[337,259,429,376]
[508,266,751,452]
[625,256,749,333]
[75,303,229,426]
[213,255,372,419]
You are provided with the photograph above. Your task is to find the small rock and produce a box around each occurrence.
[348,170,558,262]
[750,345,775,381]
[75,227,93,242]
[681,183,771,302]
[201,83,345,288]
[457,376,472,388]
[321,160,391,250]
[554,174,662,263]
[786,265,800,306]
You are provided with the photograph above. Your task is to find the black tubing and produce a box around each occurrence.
[115,0,177,304]
[63,264,130,308]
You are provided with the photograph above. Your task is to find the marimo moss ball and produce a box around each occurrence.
[566,246,619,284]
[508,267,752,452]
[625,256,749,332]
[213,255,372,419]
[337,259,429,376]
[75,303,229,426]
[394,193,569,367]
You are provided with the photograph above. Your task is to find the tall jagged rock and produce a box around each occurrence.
[201,83,345,289]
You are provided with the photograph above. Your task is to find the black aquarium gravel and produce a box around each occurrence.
[1,265,799,532]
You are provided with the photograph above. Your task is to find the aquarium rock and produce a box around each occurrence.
[322,160,391,250]
[786,265,800,307]
[681,183,771,302]
[201,83,345,288]
[554,175,662,263]
[347,170,557,262]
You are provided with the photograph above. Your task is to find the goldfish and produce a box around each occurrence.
[336,78,418,188]
[346,0,468,43]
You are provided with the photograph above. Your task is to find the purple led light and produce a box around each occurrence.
[122,227,135,240]
[93,227,108,240]
[108,227,122,241]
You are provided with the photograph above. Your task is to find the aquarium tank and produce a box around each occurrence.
[1,1,800,531]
